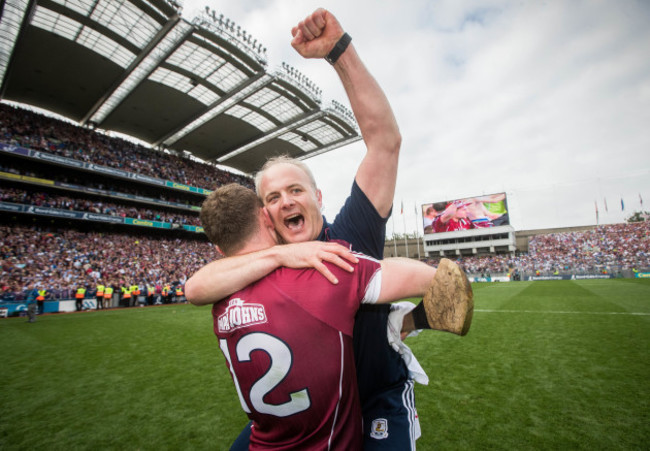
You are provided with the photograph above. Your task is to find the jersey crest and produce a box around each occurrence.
[218,298,267,333]
[370,418,389,439]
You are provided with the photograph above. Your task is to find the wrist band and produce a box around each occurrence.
[325,33,352,65]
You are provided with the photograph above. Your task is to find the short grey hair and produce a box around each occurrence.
[254,155,318,196]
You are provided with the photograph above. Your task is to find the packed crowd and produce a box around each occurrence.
[3,220,648,302]
[0,224,217,301]
[443,222,650,276]
[0,103,254,191]
[0,160,204,208]
[1,187,202,226]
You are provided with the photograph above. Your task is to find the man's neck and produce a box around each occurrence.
[315,215,328,241]
[234,225,276,256]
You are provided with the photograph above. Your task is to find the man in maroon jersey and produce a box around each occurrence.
[201,183,441,450]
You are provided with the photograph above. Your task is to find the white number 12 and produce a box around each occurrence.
[220,332,311,417]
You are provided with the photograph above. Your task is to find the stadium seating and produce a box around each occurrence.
[0,103,254,191]
[1,187,202,226]
[0,223,216,303]
[436,222,650,277]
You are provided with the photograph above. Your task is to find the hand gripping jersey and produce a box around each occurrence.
[213,254,381,450]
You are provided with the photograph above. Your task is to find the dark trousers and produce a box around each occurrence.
[27,303,37,322]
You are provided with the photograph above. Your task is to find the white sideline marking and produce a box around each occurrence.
[475,309,650,316]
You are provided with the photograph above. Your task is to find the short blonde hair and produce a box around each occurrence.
[254,155,318,196]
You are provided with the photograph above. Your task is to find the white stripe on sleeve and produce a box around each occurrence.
[361,268,382,304]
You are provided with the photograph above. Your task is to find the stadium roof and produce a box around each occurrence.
[0,0,361,174]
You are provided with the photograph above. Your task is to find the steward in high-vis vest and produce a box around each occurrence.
[130,284,140,306]
[104,285,114,309]
[146,285,155,306]
[174,285,184,303]
[37,289,47,314]
[75,286,86,311]
[162,285,171,304]
[121,286,132,307]
[96,283,105,310]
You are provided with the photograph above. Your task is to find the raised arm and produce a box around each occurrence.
[185,241,358,305]
[291,8,401,218]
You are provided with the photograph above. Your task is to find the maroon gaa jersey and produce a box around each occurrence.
[213,254,382,450]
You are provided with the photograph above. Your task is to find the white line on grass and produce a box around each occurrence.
[475,309,650,316]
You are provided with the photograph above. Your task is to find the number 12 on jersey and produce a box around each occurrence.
[219,332,312,417]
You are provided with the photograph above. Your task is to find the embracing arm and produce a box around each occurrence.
[185,249,280,306]
[185,241,358,305]
[376,258,436,304]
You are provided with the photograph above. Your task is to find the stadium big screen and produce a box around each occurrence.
[421,192,509,234]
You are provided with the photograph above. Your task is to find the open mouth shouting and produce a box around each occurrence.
[284,213,305,232]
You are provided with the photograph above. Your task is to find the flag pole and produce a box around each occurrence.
[391,206,397,257]
[401,201,409,258]
[414,203,421,259]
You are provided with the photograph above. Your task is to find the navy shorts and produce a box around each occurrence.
[354,304,419,450]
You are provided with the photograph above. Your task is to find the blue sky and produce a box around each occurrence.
[183,0,650,233]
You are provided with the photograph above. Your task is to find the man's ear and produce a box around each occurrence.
[214,244,225,257]
[261,208,279,244]
[316,188,323,209]
[262,207,274,228]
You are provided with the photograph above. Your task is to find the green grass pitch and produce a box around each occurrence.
[1,279,648,450]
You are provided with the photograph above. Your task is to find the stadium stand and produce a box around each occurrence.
[1,187,202,226]
[0,223,215,305]
[0,103,254,191]
[423,222,650,279]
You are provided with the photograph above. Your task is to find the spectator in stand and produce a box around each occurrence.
[0,103,254,191]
